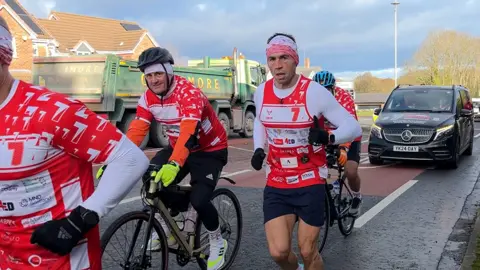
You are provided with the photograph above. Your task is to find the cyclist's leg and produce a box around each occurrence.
[345,140,362,215]
[148,147,190,250]
[187,148,228,270]
[295,184,326,270]
[263,186,300,270]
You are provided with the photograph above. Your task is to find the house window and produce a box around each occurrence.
[48,47,56,56]
[33,44,38,56]
[76,51,91,56]
[12,37,17,58]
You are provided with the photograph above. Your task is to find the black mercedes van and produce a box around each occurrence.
[368,84,474,169]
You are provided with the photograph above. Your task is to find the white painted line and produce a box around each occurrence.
[474,133,480,139]
[354,180,418,228]
[118,169,252,205]
[359,157,369,164]
[229,146,254,152]
[362,140,369,143]
[119,196,141,205]
[359,164,394,169]
[221,169,252,177]
[144,148,163,153]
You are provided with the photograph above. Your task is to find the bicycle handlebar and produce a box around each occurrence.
[325,145,343,169]
[141,164,237,193]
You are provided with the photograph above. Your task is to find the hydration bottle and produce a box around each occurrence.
[183,204,198,234]
[171,211,185,231]
[332,180,340,196]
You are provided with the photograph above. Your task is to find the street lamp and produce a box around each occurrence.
[391,0,399,86]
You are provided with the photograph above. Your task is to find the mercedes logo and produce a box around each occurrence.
[401,130,413,141]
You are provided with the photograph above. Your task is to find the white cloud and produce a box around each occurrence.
[335,68,405,81]
[18,0,56,18]
[196,4,206,12]
[16,0,480,73]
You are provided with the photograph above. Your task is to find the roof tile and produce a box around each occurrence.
[37,11,146,52]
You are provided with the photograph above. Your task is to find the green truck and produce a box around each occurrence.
[32,48,266,149]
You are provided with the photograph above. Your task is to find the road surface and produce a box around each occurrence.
[97,122,480,270]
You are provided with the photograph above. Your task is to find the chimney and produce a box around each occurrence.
[304,58,310,68]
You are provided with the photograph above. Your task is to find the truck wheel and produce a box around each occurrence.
[118,113,149,149]
[149,121,169,148]
[239,111,255,138]
[218,112,230,137]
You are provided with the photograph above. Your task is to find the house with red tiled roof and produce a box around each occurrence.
[0,0,158,81]
[0,0,58,81]
[38,11,158,60]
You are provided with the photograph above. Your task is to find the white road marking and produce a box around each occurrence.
[354,179,418,228]
[144,148,163,153]
[229,146,254,152]
[362,140,369,143]
[118,169,252,205]
[474,133,480,139]
[360,157,369,164]
[359,164,394,169]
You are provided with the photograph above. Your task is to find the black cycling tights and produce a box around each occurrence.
[189,183,219,231]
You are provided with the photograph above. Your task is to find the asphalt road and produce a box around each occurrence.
[97,122,480,270]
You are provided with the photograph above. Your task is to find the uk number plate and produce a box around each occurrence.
[393,145,419,152]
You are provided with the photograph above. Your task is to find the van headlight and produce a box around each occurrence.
[370,124,382,139]
[433,125,454,141]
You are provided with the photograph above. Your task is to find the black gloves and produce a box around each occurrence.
[308,116,332,146]
[251,148,266,171]
[31,205,99,256]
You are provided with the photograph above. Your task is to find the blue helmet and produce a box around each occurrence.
[313,71,336,88]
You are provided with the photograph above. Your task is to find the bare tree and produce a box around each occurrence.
[405,30,480,96]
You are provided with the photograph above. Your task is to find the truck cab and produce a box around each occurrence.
[188,48,266,138]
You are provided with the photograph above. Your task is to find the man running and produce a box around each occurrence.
[120,46,229,270]
[312,70,363,216]
[0,16,149,269]
[250,33,362,270]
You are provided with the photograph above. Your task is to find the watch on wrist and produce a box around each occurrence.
[78,206,99,228]
[329,133,335,145]
[168,160,180,167]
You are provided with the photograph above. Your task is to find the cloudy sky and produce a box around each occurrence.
[18,0,480,80]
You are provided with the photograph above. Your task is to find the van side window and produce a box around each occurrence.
[461,90,473,110]
[456,91,463,113]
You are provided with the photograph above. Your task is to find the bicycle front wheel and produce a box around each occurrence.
[337,174,356,236]
[100,210,169,270]
[194,188,243,270]
[318,194,331,254]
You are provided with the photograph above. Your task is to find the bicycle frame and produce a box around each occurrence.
[144,180,206,257]
[325,146,354,223]
[141,174,236,259]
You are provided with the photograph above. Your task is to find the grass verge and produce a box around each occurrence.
[357,110,374,117]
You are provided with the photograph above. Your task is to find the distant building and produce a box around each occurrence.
[0,0,158,82]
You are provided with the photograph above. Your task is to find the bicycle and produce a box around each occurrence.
[100,164,243,269]
[318,145,357,253]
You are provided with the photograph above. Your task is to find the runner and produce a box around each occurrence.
[312,70,363,216]
[114,46,229,270]
[0,16,149,269]
[251,33,362,269]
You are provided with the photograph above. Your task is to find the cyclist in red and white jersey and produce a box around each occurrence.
[250,33,362,270]
[313,70,363,216]
[0,17,149,269]
[119,46,229,270]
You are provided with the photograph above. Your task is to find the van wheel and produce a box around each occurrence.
[446,136,460,169]
[463,128,474,156]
